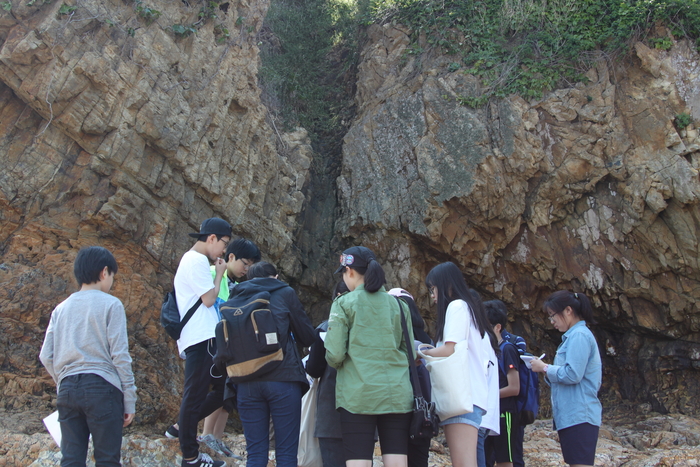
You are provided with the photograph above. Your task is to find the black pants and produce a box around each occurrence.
[407,437,430,467]
[179,339,225,458]
[338,408,411,460]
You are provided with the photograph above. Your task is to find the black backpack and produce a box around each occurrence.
[498,333,541,425]
[213,290,284,382]
[160,288,202,340]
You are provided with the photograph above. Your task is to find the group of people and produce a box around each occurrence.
[38,216,603,467]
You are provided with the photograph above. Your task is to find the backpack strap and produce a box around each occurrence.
[395,296,423,399]
[504,332,527,354]
[179,293,203,330]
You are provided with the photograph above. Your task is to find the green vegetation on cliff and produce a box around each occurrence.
[260,0,700,132]
[371,0,700,104]
[259,0,362,146]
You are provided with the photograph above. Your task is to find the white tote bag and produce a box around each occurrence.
[418,340,473,420]
[298,378,323,467]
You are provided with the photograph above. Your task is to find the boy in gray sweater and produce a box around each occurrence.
[40,246,137,466]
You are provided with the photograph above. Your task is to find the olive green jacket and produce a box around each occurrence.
[325,284,414,414]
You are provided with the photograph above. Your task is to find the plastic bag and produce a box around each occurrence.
[298,378,323,467]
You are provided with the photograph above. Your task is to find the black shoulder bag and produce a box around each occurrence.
[160,288,203,340]
[396,297,440,441]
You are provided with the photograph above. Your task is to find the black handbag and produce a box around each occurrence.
[396,297,440,441]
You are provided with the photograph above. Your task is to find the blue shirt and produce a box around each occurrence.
[545,320,602,430]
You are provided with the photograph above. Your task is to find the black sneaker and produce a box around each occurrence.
[181,453,226,467]
[165,424,179,439]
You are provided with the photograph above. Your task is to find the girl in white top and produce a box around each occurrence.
[421,262,499,467]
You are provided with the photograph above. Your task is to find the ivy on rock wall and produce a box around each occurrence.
[367,0,700,104]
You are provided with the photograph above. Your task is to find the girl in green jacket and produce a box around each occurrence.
[325,246,414,467]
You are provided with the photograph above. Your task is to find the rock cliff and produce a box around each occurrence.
[1,0,700,461]
[335,23,700,416]
[0,0,312,426]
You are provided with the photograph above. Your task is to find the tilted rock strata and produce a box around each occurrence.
[2,0,700,438]
[337,23,700,414]
[0,0,312,425]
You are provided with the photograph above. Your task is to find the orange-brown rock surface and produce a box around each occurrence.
[0,0,312,427]
[336,24,700,416]
[1,0,700,463]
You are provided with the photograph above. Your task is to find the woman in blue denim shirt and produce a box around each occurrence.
[530,291,602,467]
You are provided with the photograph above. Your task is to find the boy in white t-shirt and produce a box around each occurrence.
[174,218,231,467]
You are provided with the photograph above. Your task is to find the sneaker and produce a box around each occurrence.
[181,452,226,467]
[200,434,225,456]
[215,438,243,459]
[165,425,179,439]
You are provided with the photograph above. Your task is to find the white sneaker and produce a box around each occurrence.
[216,438,243,459]
[200,434,225,456]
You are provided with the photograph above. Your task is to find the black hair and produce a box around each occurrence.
[543,290,595,323]
[346,248,386,293]
[400,294,432,345]
[469,289,500,354]
[226,238,262,262]
[247,261,278,279]
[425,262,494,347]
[484,299,508,328]
[332,280,350,299]
[362,260,386,293]
[74,246,118,286]
[404,295,426,332]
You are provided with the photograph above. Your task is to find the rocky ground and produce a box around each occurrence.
[2,404,699,466]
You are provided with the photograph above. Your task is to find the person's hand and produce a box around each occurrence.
[214,257,226,277]
[530,358,547,373]
[417,343,435,358]
[123,413,135,427]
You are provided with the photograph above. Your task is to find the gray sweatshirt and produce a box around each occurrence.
[39,289,137,414]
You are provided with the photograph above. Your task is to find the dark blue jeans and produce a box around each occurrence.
[237,381,303,467]
[57,373,124,467]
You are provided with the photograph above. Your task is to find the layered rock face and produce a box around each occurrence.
[2,0,700,456]
[336,24,700,415]
[0,0,312,426]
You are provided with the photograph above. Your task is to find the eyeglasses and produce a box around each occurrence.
[218,237,229,247]
[239,258,253,269]
[548,311,561,322]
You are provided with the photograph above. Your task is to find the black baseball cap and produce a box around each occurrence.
[334,246,376,274]
[188,218,232,239]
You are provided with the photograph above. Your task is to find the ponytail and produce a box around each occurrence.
[363,259,386,293]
